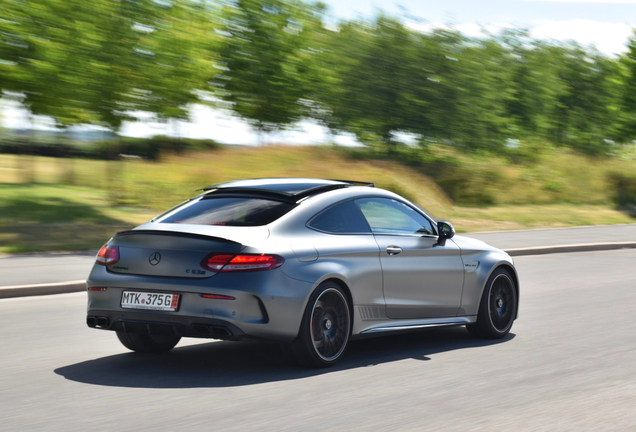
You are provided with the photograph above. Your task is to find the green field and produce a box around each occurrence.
[1,145,635,254]
[0,184,155,254]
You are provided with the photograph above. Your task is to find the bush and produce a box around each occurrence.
[0,135,221,161]
[436,171,496,206]
[0,137,89,158]
[608,173,636,206]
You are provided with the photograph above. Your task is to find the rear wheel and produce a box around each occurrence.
[116,331,181,353]
[288,282,351,368]
[466,268,517,339]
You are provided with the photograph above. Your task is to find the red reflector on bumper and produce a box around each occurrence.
[88,287,107,291]
[200,294,236,300]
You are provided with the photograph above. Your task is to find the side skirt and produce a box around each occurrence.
[358,316,476,335]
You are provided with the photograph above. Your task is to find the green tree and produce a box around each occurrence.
[0,1,27,96]
[422,30,511,151]
[621,30,636,142]
[214,0,326,139]
[497,31,565,139]
[0,0,211,132]
[133,0,216,130]
[0,0,147,128]
[322,17,429,149]
[549,44,619,153]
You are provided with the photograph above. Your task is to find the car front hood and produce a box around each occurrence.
[452,235,502,254]
[131,222,270,246]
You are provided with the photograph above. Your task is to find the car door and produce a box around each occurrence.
[356,198,465,319]
[304,200,385,308]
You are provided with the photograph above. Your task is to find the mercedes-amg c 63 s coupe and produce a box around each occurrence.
[86,178,519,367]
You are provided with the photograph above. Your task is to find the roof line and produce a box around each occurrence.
[198,179,375,202]
[200,186,293,196]
[327,179,375,187]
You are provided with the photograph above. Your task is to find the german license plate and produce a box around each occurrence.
[121,291,180,311]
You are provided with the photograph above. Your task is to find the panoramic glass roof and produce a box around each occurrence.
[204,178,349,195]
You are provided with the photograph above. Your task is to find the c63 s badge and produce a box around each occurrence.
[186,269,206,275]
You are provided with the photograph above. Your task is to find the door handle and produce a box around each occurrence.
[386,246,402,255]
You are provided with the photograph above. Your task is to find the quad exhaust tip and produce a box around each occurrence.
[192,324,232,338]
[87,316,232,339]
[87,316,110,328]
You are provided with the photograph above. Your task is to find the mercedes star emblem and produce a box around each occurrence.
[149,252,162,265]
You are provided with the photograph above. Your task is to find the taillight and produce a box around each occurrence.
[223,254,284,272]
[200,253,284,273]
[202,254,235,271]
[96,245,119,266]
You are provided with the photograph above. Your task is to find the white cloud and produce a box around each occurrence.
[530,19,633,55]
[408,22,515,38]
[121,104,360,146]
[0,99,57,130]
[408,19,634,55]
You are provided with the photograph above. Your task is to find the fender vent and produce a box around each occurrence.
[359,306,382,321]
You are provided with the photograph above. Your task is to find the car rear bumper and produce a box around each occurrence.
[86,264,314,342]
[87,310,246,341]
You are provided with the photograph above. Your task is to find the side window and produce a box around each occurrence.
[308,200,371,234]
[356,198,436,235]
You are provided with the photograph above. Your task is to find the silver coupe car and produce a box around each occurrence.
[86,178,519,367]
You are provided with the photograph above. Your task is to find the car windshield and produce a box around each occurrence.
[158,197,295,226]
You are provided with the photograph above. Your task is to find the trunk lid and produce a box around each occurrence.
[107,229,250,279]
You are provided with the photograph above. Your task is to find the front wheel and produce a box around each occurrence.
[116,331,181,353]
[466,268,517,339]
[288,282,351,368]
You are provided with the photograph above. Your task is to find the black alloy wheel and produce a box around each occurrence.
[311,288,350,361]
[488,273,515,332]
[289,282,351,368]
[466,268,517,339]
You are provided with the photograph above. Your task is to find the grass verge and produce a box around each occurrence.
[0,145,634,253]
[0,184,155,253]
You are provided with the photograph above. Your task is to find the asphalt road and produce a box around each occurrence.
[0,252,94,286]
[466,223,636,250]
[1,249,636,431]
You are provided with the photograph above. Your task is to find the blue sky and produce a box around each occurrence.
[321,0,636,56]
[323,0,636,24]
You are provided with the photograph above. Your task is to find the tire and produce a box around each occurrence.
[288,282,351,368]
[116,331,181,353]
[466,268,517,339]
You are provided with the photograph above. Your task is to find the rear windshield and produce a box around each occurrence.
[159,197,295,227]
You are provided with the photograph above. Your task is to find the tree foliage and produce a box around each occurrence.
[213,0,325,133]
[322,17,422,147]
[0,0,211,131]
[621,30,636,141]
[0,0,633,154]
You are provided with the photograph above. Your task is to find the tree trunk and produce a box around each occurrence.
[22,120,37,184]
[106,138,120,206]
[382,131,396,155]
[60,130,76,186]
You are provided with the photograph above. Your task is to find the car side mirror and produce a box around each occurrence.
[437,220,455,246]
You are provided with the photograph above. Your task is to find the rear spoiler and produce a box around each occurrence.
[114,230,242,246]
